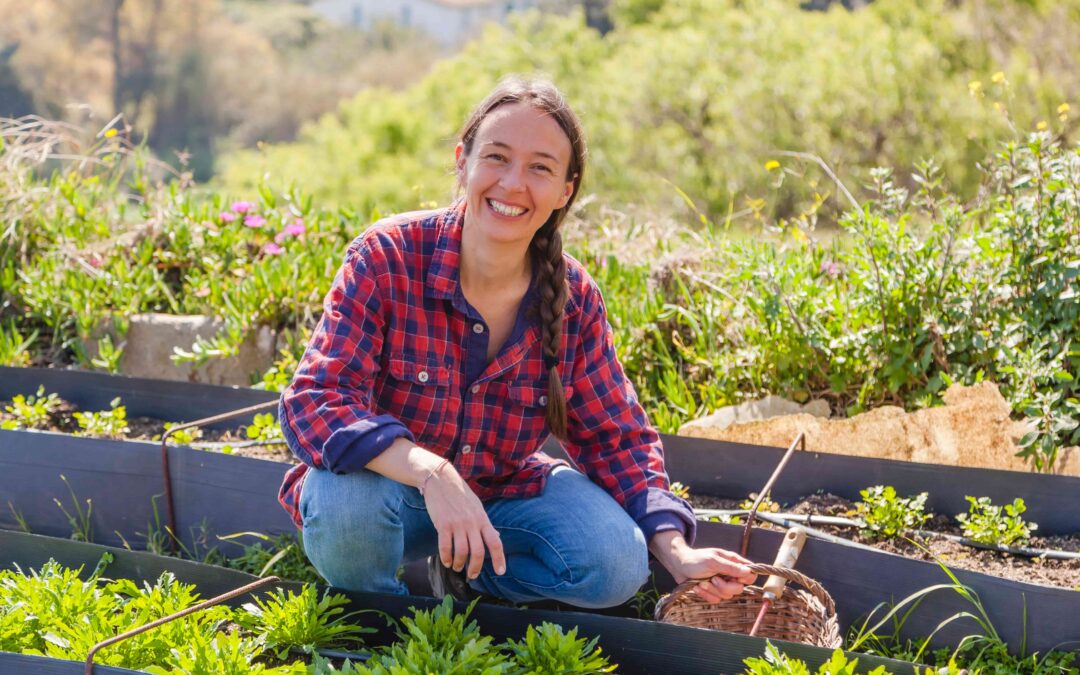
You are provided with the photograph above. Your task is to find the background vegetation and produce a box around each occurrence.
[1,0,1078,470]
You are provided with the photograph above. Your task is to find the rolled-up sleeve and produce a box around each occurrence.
[562,282,697,545]
[279,241,414,474]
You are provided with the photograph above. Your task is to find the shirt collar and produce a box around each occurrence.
[424,199,580,317]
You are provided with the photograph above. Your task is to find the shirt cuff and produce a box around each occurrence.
[321,415,415,474]
[626,487,698,546]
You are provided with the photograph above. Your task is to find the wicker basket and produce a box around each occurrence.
[654,562,842,648]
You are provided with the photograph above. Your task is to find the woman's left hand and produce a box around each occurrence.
[650,531,758,603]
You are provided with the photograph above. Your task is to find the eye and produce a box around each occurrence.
[484,153,507,162]
[532,163,554,174]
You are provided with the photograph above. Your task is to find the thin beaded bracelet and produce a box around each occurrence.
[418,458,450,497]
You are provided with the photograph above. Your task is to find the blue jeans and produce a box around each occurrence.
[299,465,650,608]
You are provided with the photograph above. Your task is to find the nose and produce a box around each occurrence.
[498,162,526,192]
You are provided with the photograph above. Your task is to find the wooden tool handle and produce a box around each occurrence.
[761,526,807,599]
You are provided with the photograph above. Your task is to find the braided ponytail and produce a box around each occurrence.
[533,226,569,439]
[458,75,587,440]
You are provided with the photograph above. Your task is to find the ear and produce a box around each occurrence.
[454,143,466,177]
[555,175,575,210]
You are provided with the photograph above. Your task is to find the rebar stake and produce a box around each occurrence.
[159,400,278,554]
[740,432,806,558]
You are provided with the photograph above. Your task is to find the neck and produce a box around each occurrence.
[459,219,532,293]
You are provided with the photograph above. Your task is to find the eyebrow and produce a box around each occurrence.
[483,140,561,164]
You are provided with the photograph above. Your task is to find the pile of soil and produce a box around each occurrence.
[690,493,1080,591]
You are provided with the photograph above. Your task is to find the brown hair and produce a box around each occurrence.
[457,76,586,440]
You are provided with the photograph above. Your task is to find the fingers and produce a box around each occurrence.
[693,575,745,603]
[712,553,756,585]
[452,529,469,572]
[466,528,485,580]
[438,528,453,569]
[482,524,506,576]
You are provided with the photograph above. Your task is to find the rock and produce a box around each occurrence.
[116,314,276,386]
[679,395,831,435]
[678,382,1079,476]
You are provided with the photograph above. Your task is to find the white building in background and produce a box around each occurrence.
[312,0,539,47]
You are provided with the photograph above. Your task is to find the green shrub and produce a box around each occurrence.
[856,486,931,540]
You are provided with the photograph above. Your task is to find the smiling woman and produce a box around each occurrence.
[276,75,757,610]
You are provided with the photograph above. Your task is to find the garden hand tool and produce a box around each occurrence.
[748,526,807,637]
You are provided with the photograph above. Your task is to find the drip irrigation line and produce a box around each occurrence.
[694,509,1080,561]
[189,439,288,450]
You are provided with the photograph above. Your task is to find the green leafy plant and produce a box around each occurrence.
[669,481,690,500]
[956,497,1038,547]
[856,486,932,540]
[742,642,889,674]
[2,386,61,430]
[0,320,36,366]
[245,412,284,442]
[503,622,615,674]
[73,397,129,438]
[237,585,375,660]
[360,596,511,674]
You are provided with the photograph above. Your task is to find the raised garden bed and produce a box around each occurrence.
[0,530,917,674]
[3,367,1078,659]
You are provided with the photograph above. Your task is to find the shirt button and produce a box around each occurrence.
[472,322,485,334]
[417,370,429,383]
[461,444,472,454]
[471,384,480,394]
[539,395,548,406]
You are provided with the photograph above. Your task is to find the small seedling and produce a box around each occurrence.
[956,496,1037,547]
[73,397,129,438]
[3,386,61,429]
[245,412,284,442]
[740,492,781,513]
[856,485,931,540]
[53,474,93,542]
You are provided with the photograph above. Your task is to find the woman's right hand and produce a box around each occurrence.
[422,462,507,580]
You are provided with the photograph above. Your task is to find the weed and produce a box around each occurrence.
[53,474,92,542]
[956,497,1037,547]
[856,486,931,540]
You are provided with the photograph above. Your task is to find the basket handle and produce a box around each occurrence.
[654,562,836,622]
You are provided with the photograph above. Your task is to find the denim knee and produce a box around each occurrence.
[561,522,650,608]
[299,468,409,594]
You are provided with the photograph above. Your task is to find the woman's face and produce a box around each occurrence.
[456,102,575,248]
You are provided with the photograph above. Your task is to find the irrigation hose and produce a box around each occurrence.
[693,509,1080,561]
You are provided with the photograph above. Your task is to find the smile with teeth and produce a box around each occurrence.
[488,199,527,217]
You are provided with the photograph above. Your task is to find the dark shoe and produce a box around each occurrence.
[427,556,479,601]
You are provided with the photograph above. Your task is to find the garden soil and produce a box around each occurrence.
[692,493,1080,591]
[679,382,1080,476]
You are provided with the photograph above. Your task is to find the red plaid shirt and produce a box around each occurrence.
[278,201,695,543]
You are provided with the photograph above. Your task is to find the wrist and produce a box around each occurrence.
[418,457,450,496]
[649,530,690,566]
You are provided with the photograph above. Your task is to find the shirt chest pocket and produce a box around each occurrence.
[380,356,452,447]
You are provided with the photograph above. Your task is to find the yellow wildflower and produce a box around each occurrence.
[765,160,781,171]
[1036,121,1048,131]
[968,80,982,96]
[991,71,1006,84]
[1059,103,1071,115]
[104,128,117,138]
